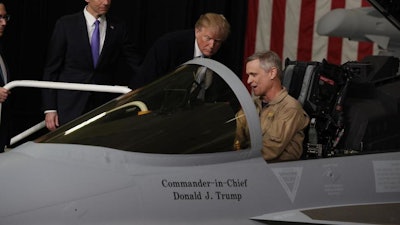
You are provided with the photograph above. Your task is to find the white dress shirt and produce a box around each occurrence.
[84,7,107,54]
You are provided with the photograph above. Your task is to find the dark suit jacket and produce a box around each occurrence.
[42,11,141,125]
[132,29,225,89]
[133,29,236,107]
[0,44,11,151]
[132,29,195,89]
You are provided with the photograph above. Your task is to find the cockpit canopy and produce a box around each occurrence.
[37,60,256,155]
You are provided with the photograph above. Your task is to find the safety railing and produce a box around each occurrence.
[2,80,132,146]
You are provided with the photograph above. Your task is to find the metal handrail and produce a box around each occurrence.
[10,121,46,146]
[2,80,132,146]
[4,80,132,94]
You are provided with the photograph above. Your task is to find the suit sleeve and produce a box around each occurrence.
[119,22,143,86]
[130,36,174,89]
[42,19,67,111]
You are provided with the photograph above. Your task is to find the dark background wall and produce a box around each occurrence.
[1,0,248,138]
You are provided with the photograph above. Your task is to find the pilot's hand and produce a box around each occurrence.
[45,112,59,131]
[233,139,241,151]
[0,87,10,103]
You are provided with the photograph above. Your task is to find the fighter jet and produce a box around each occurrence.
[2,0,400,223]
[0,57,399,225]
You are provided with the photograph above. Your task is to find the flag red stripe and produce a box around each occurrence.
[270,0,287,58]
[357,0,373,60]
[242,0,259,89]
[327,36,343,64]
[327,0,346,64]
[297,0,316,61]
[357,41,374,61]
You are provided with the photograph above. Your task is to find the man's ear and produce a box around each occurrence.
[270,67,278,80]
[194,28,200,38]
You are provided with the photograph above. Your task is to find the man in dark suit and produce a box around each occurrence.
[131,13,231,89]
[0,1,10,152]
[42,0,142,131]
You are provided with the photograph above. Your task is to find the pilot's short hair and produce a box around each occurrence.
[195,13,231,41]
[247,51,283,80]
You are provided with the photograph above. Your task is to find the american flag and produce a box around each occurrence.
[243,0,379,85]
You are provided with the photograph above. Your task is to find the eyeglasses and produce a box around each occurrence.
[0,14,10,22]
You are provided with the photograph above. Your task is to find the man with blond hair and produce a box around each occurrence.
[131,12,231,88]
